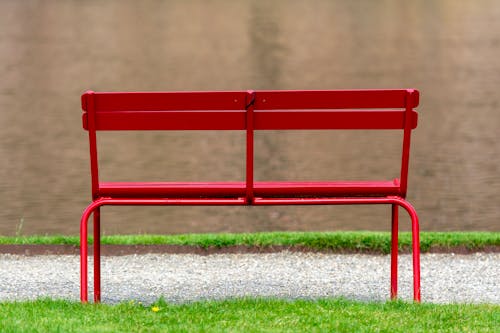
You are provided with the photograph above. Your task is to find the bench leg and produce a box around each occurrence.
[393,200,420,302]
[80,201,102,303]
[80,210,89,303]
[391,204,398,300]
[409,205,421,302]
[93,208,101,303]
[393,200,421,302]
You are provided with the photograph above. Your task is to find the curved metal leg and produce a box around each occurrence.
[93,207,101,303]
[80,208,90,303]
[80,200,103,303]
[409,205,421,302]
[391,204,399,300]
[394,198,421,302]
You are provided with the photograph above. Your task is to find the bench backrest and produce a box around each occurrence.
[82,90,418,130]
[82,89,419,198]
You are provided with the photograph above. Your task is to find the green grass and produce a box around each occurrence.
[0,298,498,332]
[0,231,498,254]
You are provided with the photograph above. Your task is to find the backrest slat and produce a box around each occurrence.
[254,110,417,130]
[91,111,247,130]
[254,90,419,110]
[83,91,247,111]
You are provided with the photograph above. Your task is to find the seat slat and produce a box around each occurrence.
[99,180,401,198]
[256,180,400,196]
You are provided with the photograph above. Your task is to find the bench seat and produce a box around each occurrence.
[99,180,401,198]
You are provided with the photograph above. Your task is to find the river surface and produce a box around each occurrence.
[1,0,499,235]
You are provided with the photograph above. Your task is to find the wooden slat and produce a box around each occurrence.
[82,90,419,112]
[99,181,246,198]
[82,91,247,111]
[255,180,400,196]
[86,111,246,130]
[83,109,417,131]
[99,180,401,198]
[254,110,418,130]
[254,90,419,109]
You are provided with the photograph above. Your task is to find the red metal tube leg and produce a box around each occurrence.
[390,204,399,300]
[80,200,102,303]
[80,210,89,303]
[393,199,420,302]
[93,208,101,303]
[411,210,421,302]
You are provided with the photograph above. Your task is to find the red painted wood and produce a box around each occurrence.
[253,89,419,110]
[99,181,247,197]
[254,180,401,196]
[84,111,246,130]
[254,110,417,130]
[99,180,400,198]
[82,91,247,112]
[83,109,417,131]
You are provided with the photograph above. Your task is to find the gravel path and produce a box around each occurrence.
[1,252,498,304]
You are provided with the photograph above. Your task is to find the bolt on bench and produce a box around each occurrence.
[81,89,421,303]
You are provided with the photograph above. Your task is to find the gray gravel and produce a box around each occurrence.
[0,252,498,304]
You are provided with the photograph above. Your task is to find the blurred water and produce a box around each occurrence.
[0,0,499,235]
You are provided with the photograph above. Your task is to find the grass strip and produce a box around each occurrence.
[0,231,498,254]
[0,298,498,333]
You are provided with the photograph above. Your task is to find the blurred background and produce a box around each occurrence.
[0,0,499,236]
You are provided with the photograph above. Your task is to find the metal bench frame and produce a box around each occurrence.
[80,89,421,303]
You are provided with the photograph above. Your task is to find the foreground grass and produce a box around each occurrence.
[1,231,498,254]
[0,298,498,333]
[0,299,500,332]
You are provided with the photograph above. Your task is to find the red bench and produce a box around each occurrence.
[81,89,421,303]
